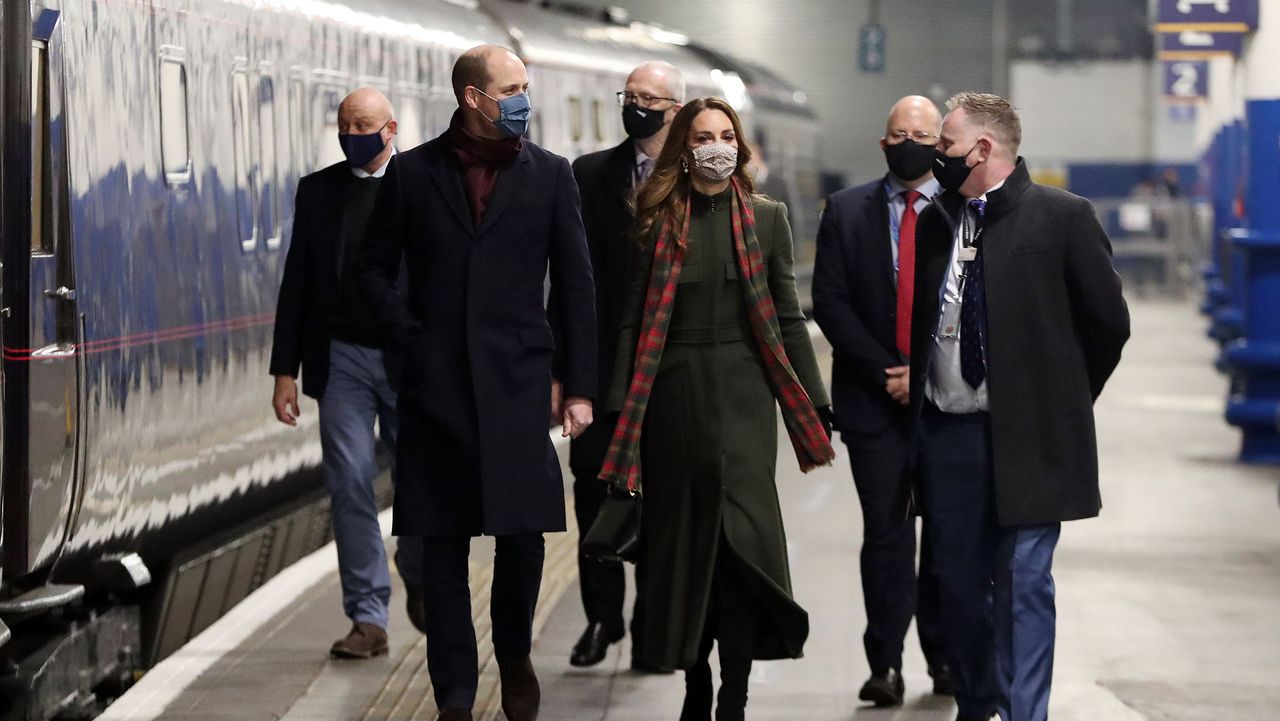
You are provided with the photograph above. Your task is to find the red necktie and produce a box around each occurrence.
[895,190,922,358]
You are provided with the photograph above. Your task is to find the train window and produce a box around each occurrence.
[259,75,280,248]
[591,98,606,144]
[288,75,308,175]
[397,95,424,149]
[315,86,345,169]
[231,69,257,251]
[31,41,52,255]
[159,57,191,182]
[567,96,583,144]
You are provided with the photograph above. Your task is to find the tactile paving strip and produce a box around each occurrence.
[359,514,580,721]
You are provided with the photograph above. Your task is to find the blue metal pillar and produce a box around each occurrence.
[1224,97,1280,462]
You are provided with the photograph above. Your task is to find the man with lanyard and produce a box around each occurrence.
[909,92,1129,721]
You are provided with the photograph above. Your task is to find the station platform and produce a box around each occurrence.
[99,299,1280,721]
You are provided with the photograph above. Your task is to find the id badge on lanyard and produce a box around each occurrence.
[937,214,979,340]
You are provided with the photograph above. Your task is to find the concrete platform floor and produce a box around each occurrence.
[534,299,1280,721]
[112,299,1280,721]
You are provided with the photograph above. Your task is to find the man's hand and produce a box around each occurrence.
[884,365,910,406]
[562,396,594,439]
[272,375,301,426]
[551,379,564,424]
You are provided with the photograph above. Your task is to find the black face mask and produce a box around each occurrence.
[622,104,665,140]
[932,142,980,192]
[883,139,935,182]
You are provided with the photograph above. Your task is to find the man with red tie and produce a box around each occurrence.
[812,95,950,707]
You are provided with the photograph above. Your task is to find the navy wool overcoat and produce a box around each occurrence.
[357,133,597,538]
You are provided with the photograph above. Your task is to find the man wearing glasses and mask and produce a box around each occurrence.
[562,61,684,672]
[812,95,952,707]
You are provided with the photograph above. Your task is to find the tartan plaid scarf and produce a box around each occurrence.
[599,178,835,493]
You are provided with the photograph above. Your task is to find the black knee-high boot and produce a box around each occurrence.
[679,623,716,721]
[714,602,758,721]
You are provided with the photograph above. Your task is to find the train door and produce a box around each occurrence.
[10,7,82,574]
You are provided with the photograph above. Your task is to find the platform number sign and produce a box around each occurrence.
[1164,60,1208,100]
[1156,0,1259,29]
[859,24,885,74]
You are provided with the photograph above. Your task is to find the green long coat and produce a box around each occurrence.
[608,190,830,671]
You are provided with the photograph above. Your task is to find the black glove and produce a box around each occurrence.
[817,405,836,440]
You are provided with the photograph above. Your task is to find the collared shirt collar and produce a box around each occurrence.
[977,178,1005,202]
[351,146,397,179]
[884,173,941,200]
[634,145,655,168]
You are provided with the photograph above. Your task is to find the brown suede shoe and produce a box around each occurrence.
[498,656,540,721]
[329,622,388,659]
[436,710,473,721]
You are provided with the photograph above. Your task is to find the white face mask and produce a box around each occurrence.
[690,143,738,182]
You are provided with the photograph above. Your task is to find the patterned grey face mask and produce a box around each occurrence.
[690,143,738,182]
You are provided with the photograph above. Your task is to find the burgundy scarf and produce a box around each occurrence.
[599,178,835,493]
[448,110,523,226]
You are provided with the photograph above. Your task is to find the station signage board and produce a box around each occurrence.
[858,24,885,74]
[1154,0,1259,32]
[1159,29,1245,58]
[1163,59,1209,101]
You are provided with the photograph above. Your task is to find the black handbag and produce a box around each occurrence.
[581,485,642,563]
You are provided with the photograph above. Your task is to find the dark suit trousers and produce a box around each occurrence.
[843,421,946,674]
[919,403,1060,721]
[571,457,649,656]
[419,533,544,710]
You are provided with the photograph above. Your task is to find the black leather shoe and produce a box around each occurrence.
[569,622,624,667]
[405,582,427,635]
[929,663,955,696]
[858,668,905,707]
[955,715,991,721]
[629,658,674,674]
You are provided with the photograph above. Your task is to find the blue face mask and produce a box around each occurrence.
[338,121,389,168]
[476,89,531,138]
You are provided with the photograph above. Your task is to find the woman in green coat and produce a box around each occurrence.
[599,97,835,721]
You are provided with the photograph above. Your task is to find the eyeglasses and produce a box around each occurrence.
[887,129,939,143]
[616,91,679,109]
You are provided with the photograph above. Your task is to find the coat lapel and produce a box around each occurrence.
[863,180,893,285]
[321,168,347,280]
[424,137,476,236]
[475,146,532,238]
[604,139,637,199]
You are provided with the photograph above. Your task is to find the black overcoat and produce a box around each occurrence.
[269,161,401,398]
[908,160,1130,526]
[565,139,636,473]
[356,134,597,538]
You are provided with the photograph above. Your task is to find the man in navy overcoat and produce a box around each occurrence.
[357,45,596,721]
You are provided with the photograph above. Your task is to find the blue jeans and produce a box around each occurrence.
[319,341,422,629]
[919,403,1060,721]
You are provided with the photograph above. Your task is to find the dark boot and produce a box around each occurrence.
[329,622,388,659]
[715,652,751,721]
[436,710,472,721]
[498,656,540,721]
[679,624,715,721]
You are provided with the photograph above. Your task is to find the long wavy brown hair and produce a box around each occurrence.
[632,97,755,243]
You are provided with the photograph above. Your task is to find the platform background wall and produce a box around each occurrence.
[571,0,998,185]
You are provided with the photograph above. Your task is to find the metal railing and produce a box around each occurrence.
[1092,197,1213,299]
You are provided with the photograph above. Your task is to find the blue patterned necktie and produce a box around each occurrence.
[959,198,987,389]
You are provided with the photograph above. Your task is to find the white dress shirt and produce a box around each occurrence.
[925,179,1005,414]
[884,175,941,282]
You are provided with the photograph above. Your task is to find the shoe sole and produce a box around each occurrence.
[858,689,903,707]
[329,646,389,660]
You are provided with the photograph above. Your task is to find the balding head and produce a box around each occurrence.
[338,87,394,133]
[336,87,397,172]
[882,95,941,142]
[626,61,686,103]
